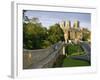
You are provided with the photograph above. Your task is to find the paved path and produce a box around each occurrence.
[29,42,64,68]
[80,42,91,56]
[70,42,91,62]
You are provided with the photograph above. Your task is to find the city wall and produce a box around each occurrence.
[23,42,64,69]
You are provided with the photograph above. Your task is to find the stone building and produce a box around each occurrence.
[59,21,71,43]
[73,20,80,29]
[59,20,83,43]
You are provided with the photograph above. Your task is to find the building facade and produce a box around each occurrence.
[59,20,83,43]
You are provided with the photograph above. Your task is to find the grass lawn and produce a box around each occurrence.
[53,43,90,68]
[65,43,85,56]
[62,57,90,67]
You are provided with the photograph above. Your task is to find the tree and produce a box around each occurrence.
[30,17,39,24]
[82,28,91,41]
[23,10,30,23]
[47,24,64,44]
[23,19,64,49]
[23,21,50,49]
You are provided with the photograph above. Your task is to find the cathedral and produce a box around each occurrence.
[59,20,83,43]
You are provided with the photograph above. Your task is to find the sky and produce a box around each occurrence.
[24,10,91,30]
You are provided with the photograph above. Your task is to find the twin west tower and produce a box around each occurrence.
[59,20,82,43]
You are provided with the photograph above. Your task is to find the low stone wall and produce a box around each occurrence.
[70,42,91,62]
[70,55,90,62]
[23,42,64,69]
[42,47,63,68]
[23,52,33,69]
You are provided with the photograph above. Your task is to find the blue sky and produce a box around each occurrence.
[24,10,91,30]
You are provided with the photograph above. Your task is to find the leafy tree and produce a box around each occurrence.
[23,20,50,49]
[41,40,52,48]
[48,24,64,44]
[82,28,91,41]
[23,10,30,23]
[23,18,64,49]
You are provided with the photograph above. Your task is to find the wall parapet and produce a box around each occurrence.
[23,41,64,69]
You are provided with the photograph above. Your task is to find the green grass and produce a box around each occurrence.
[62,57,90,67]
[65,44,84,56]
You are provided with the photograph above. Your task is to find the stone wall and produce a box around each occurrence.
[23,42,64,69]
[42,47,63,68]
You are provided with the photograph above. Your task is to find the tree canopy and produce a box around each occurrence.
[47,24,64,44]
[23,19,64,49]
